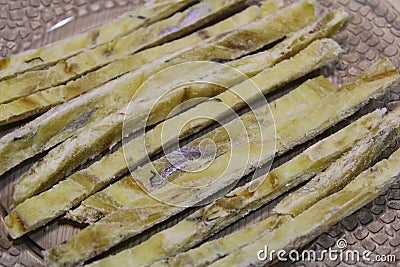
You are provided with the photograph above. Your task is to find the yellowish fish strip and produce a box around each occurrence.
[0,0,197,81]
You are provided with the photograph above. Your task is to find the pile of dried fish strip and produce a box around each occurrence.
[0,0,399,267]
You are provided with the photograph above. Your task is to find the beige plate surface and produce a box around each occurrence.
[1,0,400,266]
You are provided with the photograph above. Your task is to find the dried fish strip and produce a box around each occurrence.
[210,146,400,267]
[0,0,197,81]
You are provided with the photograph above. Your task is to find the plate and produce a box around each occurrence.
[1,0,400,266]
